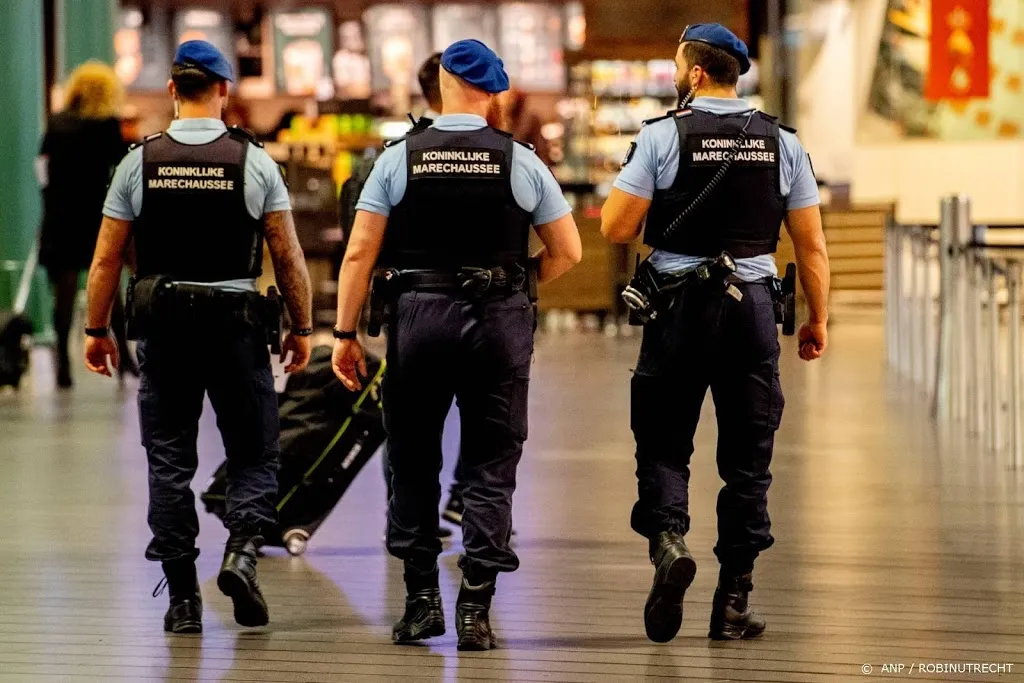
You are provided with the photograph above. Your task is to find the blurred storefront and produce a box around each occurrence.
[98,0,770,323]
[1,0,782,332]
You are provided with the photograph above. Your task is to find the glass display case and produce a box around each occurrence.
[558,59,679,194]
[498,3,566,92]
[271,8,334,98]
[432,4,499,52]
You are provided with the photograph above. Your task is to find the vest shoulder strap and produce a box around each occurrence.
[755,111,793,133]
[385,126,429,148]
[642,108,689,127]
[228,126,263,147]
[135,132,163,154]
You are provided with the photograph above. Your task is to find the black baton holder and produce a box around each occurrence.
[771,263,797,336]
[265,286,282,354]
[367,269,400,338]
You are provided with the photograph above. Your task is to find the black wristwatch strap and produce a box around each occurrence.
[84,327,109,338]
[333,328,357,340]
[292,328,314,337]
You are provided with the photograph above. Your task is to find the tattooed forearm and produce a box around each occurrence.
[263,210,313,329]
[85,217,132,328]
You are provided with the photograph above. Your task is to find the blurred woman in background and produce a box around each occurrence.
[38,61,134,388]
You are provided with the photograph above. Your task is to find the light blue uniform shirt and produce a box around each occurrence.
[356,113,571,225]
[614,97,819,281]
[103,118,292,292]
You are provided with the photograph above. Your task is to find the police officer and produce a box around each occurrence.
[84,41,314,634]
[417,52,443,124]
[600,24,830,643]
[332,40,581,650]
[377,52,464,540]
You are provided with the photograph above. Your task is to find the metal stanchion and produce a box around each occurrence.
[923,233,936,397]
[910,229,922,385]
[1008,261,1023,470]
[971,253,985,437]
[964,249,978,433]
[954,197,972,421]
[986,258,1002,453]
[934,198,956,418]
[897,228,910,377]
[885,216,895,367]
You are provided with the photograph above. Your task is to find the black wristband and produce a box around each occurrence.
[292,328,314,337]
[333,328,357,340]
[84,327,109,338]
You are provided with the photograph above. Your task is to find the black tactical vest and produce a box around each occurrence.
[134,129,263,281]
[382,125,532,270]
[644,109,786,259]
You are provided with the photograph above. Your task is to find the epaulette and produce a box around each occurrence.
[228,125,263,147]
[384,126,428,148]
[642,108,691,127]
[131,131,162,151]
[514,140,536,151]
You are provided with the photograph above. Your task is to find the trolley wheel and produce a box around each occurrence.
[283,529,310,556]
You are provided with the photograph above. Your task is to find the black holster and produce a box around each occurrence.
[771,263,797,336]
[263,287,283,354]
[621,251,738,326]
[366,269,399,338]
[125,275,174,340]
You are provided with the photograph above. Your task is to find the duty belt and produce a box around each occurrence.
[126,276,282,351]
[388,266,528,295]
[367,264,534,337]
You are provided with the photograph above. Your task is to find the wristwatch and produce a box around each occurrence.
[84,327,109,338]
[292,328,314,337]
[333,328,357,340]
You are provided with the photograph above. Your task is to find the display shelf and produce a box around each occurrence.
[555,59,680,194]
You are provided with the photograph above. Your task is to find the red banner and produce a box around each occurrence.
[926,0,990,100]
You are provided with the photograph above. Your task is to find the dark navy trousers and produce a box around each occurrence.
[137,322,280,562]
[630,280,783,573]
[383,290,534,580]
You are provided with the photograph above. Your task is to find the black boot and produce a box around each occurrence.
[157,560,202,634]
[217,536,269,627]
[643,531,697,643]
[456,576,497,651]
[392,564,445,644]
[708,571,766,640]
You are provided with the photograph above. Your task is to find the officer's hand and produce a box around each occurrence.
[798,321,828,361]
[84,335,119,377]
[332,339,367,392]
[281,333,312,374]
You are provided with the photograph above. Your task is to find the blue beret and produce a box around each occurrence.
[441,39,509,94]
[681,23,751,75]
[174,40,234,82]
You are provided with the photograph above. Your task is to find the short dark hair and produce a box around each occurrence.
[682,41,740,87]
[171,63,221,101]
[417,53,443,108]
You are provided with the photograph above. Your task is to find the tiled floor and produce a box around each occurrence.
[0,318,1021,682]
